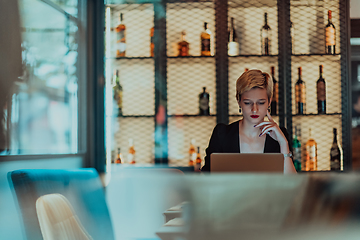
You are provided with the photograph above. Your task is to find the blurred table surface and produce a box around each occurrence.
[105,167,360,240]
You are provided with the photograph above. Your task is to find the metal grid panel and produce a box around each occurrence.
[168,116,216,166]
[228,56,278,116]
[290,0,340,55]
[113,58,155,116]
[166,2,215,57]
[229,0,278,55]
[292,115,342,171]
[290,0,345,171]
[113,117,155,164]
[167,57,216,115]
[109,4,154,57]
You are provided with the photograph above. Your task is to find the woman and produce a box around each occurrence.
[201,69,296,174]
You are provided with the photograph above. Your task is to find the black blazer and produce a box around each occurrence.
[201,120,292,172]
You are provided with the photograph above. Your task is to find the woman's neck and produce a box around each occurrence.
[239,118,263,138]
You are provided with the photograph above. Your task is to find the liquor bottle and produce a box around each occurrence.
[330,128,342,171]
[295,67,306,115]
[317,65,326,114]
[270,66,278,115]
[199,87,210,115]
[188,139,196,166]
[228,17,239,56]
[116,148,122,164]
[261,12,271,55]
[325,10,336,54]
[195,147,202,172]
[305,128,317,171]
[113,70,123,115]
[115,13,126,57]
[150,26,154,57]
[292,126,301,172]
[178,31,189,56]
[201,22,211,56]
[128,138,136,164]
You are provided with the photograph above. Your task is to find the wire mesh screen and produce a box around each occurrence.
[166,2,215,57]
[290,0,343,171]
[166,1,216,166]
[168,117,216,166]
[106,4,155,164]
[108,4,154,57]
[290,0,340,55]
[105,0,348,169]
[114,117,155,164]
[167,58,216,115]
[113,58,155,116]
[228,0,278,55]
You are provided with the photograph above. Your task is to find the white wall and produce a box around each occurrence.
[351,0,360,18]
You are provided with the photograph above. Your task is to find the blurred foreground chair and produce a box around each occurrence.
[8,168,114,240]
[36,193,92,240]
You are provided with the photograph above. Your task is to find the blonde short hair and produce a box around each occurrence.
[235,69,273,102]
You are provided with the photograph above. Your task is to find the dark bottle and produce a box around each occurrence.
[199,87,210,115]
[116,148,122,164]
[270,66,278,115]
[330,128,342,171]
[150,26,154,57]
[292,126,302,172]
[261,12,271,55]
[295,67,306,115]
[113,70,123,116]
[325,10,336,54]
[195,147,202,172]
[317,65,326,114]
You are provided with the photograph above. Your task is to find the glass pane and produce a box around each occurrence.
[47,0,78,17]
[2,0,79,155]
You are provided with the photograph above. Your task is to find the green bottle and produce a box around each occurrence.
[292,126,302,172]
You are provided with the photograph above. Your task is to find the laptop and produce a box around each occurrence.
[210,153,284,173]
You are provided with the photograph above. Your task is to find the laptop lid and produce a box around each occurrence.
[210,153,284,173]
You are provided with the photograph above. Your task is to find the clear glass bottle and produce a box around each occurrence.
[188,139,196,166]
[195,147,202,172]
[228,17,239,56]
[128,138,136,164]
[261,12,271,55]
[115,13,126,57]
[305,128,317,171]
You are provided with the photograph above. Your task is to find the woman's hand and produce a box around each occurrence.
[254,110,288,146]
[255,110,297,174]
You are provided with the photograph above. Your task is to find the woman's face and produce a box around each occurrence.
[239,88,270,124]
